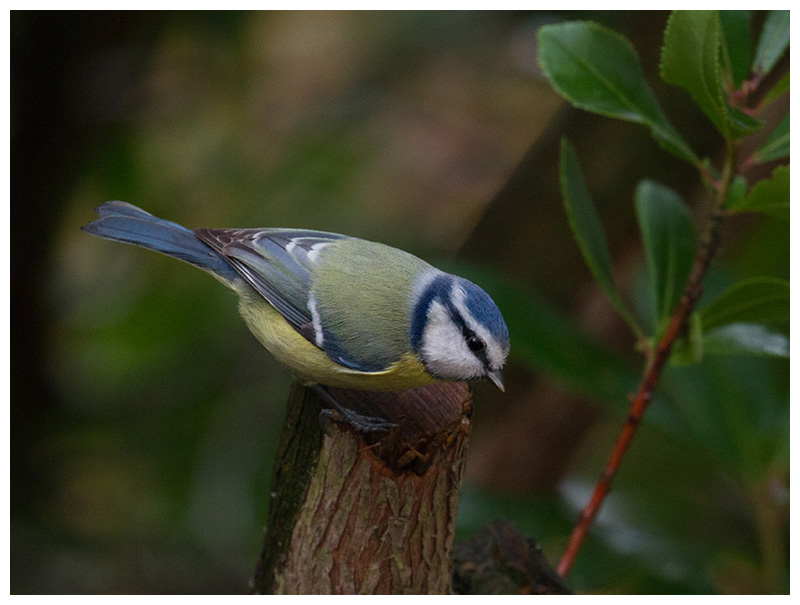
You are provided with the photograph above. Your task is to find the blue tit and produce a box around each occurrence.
[83,201,509,394]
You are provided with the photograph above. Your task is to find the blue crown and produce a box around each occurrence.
[410,274,508,352]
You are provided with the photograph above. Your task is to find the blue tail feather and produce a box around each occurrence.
[82,201,239,282]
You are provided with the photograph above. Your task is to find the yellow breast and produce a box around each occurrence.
[237,296,439,391]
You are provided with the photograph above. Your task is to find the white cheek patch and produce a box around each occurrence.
[420,300,484,380]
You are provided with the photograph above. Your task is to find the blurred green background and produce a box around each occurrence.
[11,11,788,594]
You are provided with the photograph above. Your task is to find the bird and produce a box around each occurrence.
[83,201,510,431]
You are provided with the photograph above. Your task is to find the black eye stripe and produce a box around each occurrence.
[410,276,491,365]
[446,304,471,339]
[448,305,490,362]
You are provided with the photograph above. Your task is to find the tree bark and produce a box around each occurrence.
[253,381,473,594]
[453,520,571,595]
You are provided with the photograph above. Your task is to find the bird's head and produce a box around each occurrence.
[410,273,509,391]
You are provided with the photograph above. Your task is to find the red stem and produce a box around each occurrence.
[556,144,737,578]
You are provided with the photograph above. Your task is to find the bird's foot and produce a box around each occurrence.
[312,385,397,434]
[318,408,397,434]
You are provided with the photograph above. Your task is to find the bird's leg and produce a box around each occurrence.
[312,384,397,433]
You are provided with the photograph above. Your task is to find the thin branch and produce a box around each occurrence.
[556,142,738,578]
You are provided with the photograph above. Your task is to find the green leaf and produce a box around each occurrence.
[726,105,764,137]
[701,277,789,330]
[661,10,762,140]
[670,312,704,366]
[659,354,789,482]
[752,10,789,77]
[759,73,789,109]
[726,175,747,209]
[560,139,643,337]
[719,10,753,88]
[728,164,789,221]
[752,112,789,164]
[703,323,789,358]
[538,21,698,166]
[635,180,697,330]
[661,11,728,134]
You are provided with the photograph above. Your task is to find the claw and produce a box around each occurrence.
[319,407,397,433]
[312,385,397,434]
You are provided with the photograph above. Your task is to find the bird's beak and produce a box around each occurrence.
[487,368,505,392]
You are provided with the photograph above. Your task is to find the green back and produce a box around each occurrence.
[312,238,434,370]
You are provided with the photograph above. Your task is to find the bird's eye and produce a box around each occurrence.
[466,335,485,353]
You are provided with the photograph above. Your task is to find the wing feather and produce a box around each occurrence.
[195,228,408,374]
[195,228,344,340]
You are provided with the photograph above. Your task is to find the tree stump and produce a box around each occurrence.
[452,520,571,594]
[252,381,473,594]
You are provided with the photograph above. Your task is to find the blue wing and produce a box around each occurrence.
[195,228,345,342]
